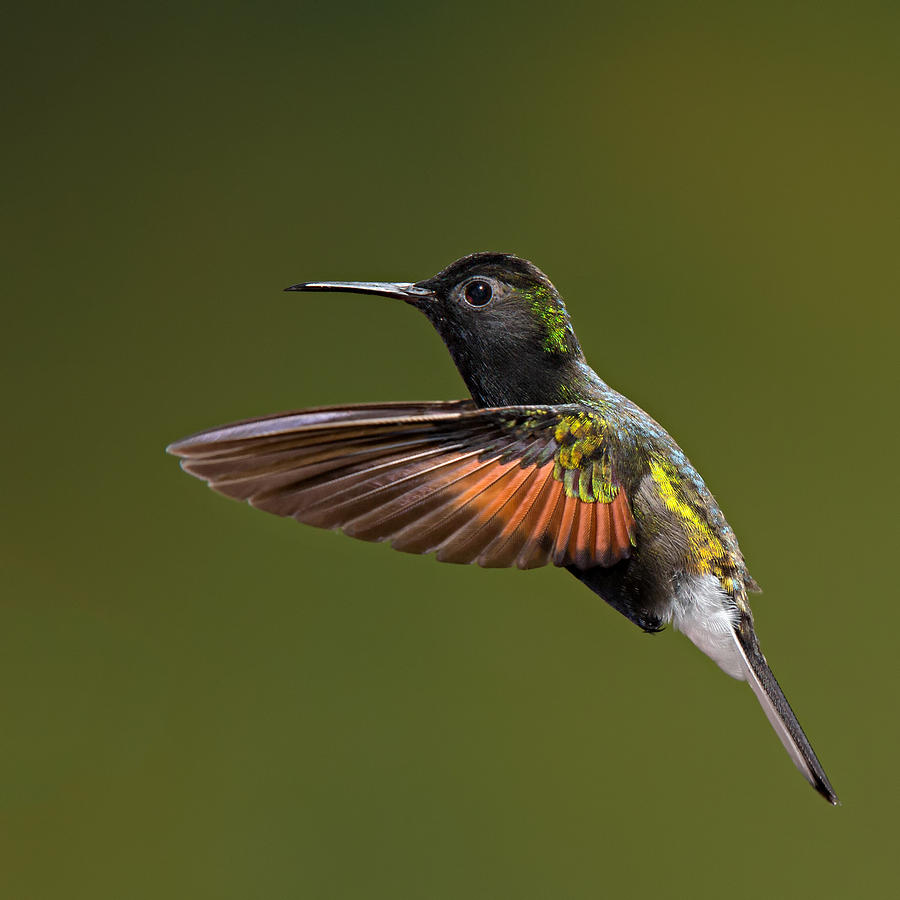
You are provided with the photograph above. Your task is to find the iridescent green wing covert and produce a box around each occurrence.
[169,400,635,570]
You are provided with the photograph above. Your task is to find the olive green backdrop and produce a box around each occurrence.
[3,2,897,897]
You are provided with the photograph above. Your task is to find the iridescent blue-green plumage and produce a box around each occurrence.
[168,252,836,804]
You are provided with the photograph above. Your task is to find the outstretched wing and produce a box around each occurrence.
[168,400,635,571]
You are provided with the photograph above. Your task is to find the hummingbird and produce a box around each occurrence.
[168,252,838,804]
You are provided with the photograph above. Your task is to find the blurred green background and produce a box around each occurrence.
[3,1,897,897]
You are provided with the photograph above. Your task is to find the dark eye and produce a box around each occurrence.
[464,280,493,307]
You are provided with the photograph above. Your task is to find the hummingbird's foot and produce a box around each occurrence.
[635,613,664,634]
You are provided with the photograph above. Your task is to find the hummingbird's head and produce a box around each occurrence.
[286,252,588,407]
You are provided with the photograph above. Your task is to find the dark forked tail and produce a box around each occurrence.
[733,619,838,805]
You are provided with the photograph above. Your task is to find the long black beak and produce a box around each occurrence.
[284,280,435,303]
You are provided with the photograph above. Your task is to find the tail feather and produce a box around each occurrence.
[732,622,838,805]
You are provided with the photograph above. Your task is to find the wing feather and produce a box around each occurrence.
[169,401,636,571]
[473,465,552,568]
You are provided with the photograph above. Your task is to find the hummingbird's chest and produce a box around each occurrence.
[600,398,749,597]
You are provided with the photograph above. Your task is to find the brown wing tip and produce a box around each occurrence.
[166,438,190,457]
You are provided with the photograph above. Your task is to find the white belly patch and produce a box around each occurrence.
[665,574,746,680]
